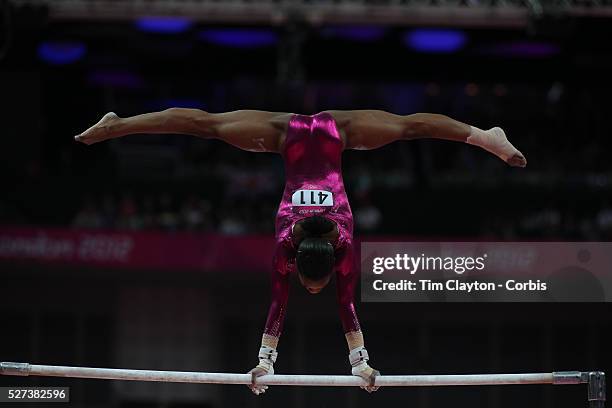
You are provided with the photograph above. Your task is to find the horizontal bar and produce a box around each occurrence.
[0,362,586,387]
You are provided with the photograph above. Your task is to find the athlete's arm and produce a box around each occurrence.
[75,109,289,153]
[328,109,526,167]
[248,244,291,395]
[335,245,380,392]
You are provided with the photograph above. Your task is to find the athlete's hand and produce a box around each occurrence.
[349,346,379,392]
[247,365,272,395]
[247,345,277,395]
[74,112,120,145]
[352,362,380,393]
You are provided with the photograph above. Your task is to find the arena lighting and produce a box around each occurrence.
[319,26,387,42]
[135,17,193,34]
[404,29,467,53]
[198,29,278,48]
[37,41,86,65]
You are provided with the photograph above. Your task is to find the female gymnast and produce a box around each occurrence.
[75,109,526,394]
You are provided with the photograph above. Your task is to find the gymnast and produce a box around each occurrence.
[75,109,526,394]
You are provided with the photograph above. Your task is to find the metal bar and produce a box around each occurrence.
[0,362,578,387]
[553,371,586,385]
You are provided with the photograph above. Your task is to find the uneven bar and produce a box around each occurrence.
[0,362,583,387]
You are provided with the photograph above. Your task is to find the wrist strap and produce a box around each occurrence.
[258,346,278,363]
[349,346,369,367]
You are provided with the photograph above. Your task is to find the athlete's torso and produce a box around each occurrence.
[265,112,360,337]
[275,112,353,252]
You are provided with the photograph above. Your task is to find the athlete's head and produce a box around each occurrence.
[295,216,336,294]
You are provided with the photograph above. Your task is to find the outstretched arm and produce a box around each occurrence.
[329,110,526,167]
[336,245,380,392]
[75,109,290,153]
[248,245,291,395]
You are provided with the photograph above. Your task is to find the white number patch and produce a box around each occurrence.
[291,189,334,207]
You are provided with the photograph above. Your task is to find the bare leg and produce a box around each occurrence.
[75,108,206,145]
[338,110,526,167]
[75,109,286,152]
[406,113,527,167]
[404,113,471,142]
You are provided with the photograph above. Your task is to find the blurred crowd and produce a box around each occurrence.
[64,189,612,239]
[68,192,385,235]
[72,197,386,235]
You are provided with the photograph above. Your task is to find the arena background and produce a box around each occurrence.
[1,0,611,407]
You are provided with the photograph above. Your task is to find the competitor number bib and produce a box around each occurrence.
[291,189,334,207]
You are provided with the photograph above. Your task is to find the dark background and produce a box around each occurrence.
[0,0,611,407]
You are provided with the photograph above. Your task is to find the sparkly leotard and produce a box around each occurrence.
[264,112,360,338]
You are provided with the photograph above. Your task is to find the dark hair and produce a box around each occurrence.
[296,216,336,281]
[296,238,335,280]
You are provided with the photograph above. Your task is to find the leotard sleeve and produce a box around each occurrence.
[335,241,361,333]
[263,240,293,337]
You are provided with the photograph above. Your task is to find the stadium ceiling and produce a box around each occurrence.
[10,0,612,28]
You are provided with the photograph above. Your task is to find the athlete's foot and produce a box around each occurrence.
[75,112,120,145]
[488,127,527,167]
[507,152,527,168]
[467,126,527,168]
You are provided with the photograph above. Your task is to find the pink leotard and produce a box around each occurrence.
[264,112,360,338]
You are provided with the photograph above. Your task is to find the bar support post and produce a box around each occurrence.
[588,371,606,408]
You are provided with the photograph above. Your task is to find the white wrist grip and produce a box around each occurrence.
[349,346,369,367]
[258,346,278,364]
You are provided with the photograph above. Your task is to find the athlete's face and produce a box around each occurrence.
[298,273,331,294]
